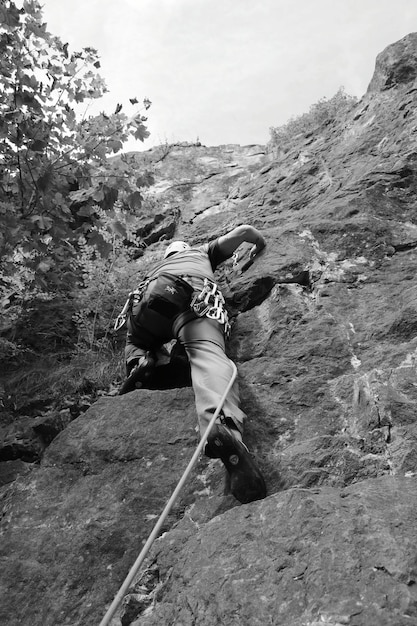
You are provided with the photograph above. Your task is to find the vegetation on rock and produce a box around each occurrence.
[269,87,358,148]
[0,0,155,409]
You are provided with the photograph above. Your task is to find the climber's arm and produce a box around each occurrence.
[217,224,266,260]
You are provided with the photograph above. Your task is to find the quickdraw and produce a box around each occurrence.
[190,279,231,338]
[113,280,150,331]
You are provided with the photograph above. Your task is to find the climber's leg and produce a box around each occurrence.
[125,342,149,375]
[119,342,155,395]
[177,317,245,438]
[205,422,267,503]
[120,316,159,395]
[177,317,266,503]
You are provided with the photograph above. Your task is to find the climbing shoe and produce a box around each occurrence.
[206,424,267,504]
[118,353,155,395]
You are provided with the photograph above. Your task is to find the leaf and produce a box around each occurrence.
[0,4,21,28]
[37,259,53,272]
[87,230,113,257]
[107,139,123,153]
[30,139,46,152]
[127,190,142,210]
[37,169,53,192]
[109,220,126,237]
[114,103,123,114]
[76,204,96,217]
[21,74,39,89]
[129,97,138,105]
[30,215,53,230]
[92,185,105,202]
[101,185,118,211]
[136,172,154,188]
[133,124,150,142]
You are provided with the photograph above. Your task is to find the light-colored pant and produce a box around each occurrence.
[125,316,245,439]
[177,317,245,438]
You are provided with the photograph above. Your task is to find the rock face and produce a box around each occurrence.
[2,33,417,626]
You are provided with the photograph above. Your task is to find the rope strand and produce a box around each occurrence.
[98,361,238,626]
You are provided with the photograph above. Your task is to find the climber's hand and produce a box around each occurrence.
[249,238,266,260]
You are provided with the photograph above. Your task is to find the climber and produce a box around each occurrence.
[117,224,267,504]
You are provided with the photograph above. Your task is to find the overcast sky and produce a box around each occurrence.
[40,0,417,151]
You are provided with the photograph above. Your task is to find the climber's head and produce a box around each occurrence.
[164,241,191,258]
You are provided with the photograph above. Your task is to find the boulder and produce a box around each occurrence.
[0,389,231,626]
[132,477,417,626]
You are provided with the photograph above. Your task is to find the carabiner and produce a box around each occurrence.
[114,314,127,331]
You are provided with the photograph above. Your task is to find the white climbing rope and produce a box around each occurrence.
[98,361,238,626]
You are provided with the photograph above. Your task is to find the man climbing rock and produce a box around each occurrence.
[117,224,267,504]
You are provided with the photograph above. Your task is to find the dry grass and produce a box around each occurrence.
[3,347,125,414]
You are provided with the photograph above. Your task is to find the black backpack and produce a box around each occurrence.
[127,273,194,346]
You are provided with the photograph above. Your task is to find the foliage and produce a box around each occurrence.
[0,0,158,392]
[3,348,124,413]
[0,0,151,296]
[72,209,142,352]
[1,198,150,361]
[7,293,76,352]
[269,87,358,149]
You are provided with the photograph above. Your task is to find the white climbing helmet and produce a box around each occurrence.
[164,240,191,258]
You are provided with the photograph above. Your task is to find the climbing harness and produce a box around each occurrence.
[190,279,231,338]
[98,361,238,626]
[115,277,231,339]
[114,273,194,336]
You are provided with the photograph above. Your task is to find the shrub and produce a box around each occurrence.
[269,87,358,149]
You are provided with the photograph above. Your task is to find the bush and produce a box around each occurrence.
[0,0,153,413]
[0,0,151,327]
[269,87,358,149]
